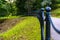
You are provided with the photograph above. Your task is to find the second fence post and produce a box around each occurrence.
[45,6,51,40]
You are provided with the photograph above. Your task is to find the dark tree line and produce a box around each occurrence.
[0,0,60,16]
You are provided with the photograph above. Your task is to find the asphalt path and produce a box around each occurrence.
[51,17,60,40]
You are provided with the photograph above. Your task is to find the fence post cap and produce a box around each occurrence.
[46,6,51,12]
[41,8,44,11]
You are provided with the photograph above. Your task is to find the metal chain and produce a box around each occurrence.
[49,12,60,34]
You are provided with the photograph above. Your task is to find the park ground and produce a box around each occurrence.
[0,16,41,40]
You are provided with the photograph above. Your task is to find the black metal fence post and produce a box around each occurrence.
[45,6,51,40]
[41,8,45,40]
[37,8,44,40]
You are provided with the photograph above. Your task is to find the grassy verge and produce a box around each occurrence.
[51,5,60,17]
[0,16,41,40]
[0,16,20,19]
[51,8,60,16]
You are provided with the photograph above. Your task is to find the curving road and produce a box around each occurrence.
[51,17,60,40]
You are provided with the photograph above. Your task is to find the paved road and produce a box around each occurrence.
[51,17,60,40]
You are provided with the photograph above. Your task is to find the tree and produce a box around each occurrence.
[51,0,57,10]
[16,0,27,15]
[0,0,7,16]
[16,0,42,15]
[0,0,17,16]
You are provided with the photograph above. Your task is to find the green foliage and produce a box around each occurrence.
[0,0,60,16]
[16,0,27,15]
[0,0,7,16]
[0,8,7,16]
[16,0,42,15]
[32,0,42,10]
[0,0,6,4]
[0,0,17,17]
[51,0,57,10]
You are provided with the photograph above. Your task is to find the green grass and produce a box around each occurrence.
[0,16,20,19]
[51,3,60,17]
[0,16,41,40]
[51,8,60,17]
[57,4,60,7]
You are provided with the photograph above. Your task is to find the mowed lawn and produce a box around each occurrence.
[51,4,60,17]
[51,8,60,17]
[0,16,41,40]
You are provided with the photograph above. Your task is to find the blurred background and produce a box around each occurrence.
[0,0,60,17]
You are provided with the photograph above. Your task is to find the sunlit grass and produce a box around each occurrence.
[0,16,20,19]
[51,8,60,17]
[0,16,41,40]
